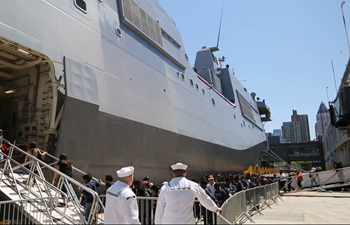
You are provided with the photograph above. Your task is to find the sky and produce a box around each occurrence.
[158,0,350,140]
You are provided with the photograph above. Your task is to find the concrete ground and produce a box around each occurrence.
[245,191,350,224]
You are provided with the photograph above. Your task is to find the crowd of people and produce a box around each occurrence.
[78,169,283,224]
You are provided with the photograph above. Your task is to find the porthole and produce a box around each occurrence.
[176,71,180,78]
[234,114,236,119]
[195,84,199,91]
[115,27,122,37]
[202,89,205,95]
[190,79,194,87]
[181,73,185,81]
[74,0,87,13]
[212,98,215,106]
[243,121,246,126]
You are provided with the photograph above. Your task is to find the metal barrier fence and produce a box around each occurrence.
[0,197,54,224]
[97,182,280,224]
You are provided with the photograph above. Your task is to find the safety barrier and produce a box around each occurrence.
[226,183,281,224]
[0,197,54,224]
[0,140,100,224]
[97,182,280,224]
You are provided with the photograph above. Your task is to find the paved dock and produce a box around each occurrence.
[245,191,350,224]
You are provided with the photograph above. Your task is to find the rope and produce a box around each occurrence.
[263,139,307,173]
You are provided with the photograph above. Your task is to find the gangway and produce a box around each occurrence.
[281,167,350,193]
[303,167,350,192]
[0,140,104,224]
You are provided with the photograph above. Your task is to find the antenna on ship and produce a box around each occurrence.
[210,2,224,52]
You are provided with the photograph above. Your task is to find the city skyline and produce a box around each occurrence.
[268,109,311,143]
[267,103,331,141]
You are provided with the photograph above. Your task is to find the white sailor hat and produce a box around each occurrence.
[171,162,188,171]
[116,166,134,178]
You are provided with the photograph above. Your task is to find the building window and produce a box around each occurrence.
[202,89,205,95]
[190,79,194,87]
[212,98,215,106]
[176,71,180,78]
[74,0,87,13]
[181,73,185,81]
[196,84,199,91]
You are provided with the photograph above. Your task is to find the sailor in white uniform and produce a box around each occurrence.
[104,166,141,224]
[155,163,222,224]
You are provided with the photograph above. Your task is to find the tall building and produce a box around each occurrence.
[291,110,310,142]
[316,102,330,137]
[282,110,310,143]
[282,121,302,143]
[272,129,282,137]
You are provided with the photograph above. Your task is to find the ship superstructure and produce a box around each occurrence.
[0,0,271,183]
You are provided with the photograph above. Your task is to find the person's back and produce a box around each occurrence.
[58,160,73,177]
[104,166,140,224]
[157,177,208,224]
[105,180,139,224]
[155,163,221,224]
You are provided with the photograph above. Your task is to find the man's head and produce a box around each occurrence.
[133,180,141,189]
[219,182,226,188]
[208,175,215,185]
[117,166,135,186]
[171,163,188,177]
[151,185,159,196]
[82,173,92,184]
[142,176,150,187]
[200,180,208,189]
[105,175,113,183]
[214,183,220,190]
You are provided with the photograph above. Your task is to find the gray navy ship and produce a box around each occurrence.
[0,0,271,183]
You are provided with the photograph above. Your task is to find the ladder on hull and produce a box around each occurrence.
[0,141,104,224]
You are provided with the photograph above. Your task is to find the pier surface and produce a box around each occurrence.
[245,191,350,224]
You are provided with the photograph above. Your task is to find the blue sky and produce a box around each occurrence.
[158,0,350,139]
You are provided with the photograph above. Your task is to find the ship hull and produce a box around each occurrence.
[0,0,269,185]
[56,96,266,184]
